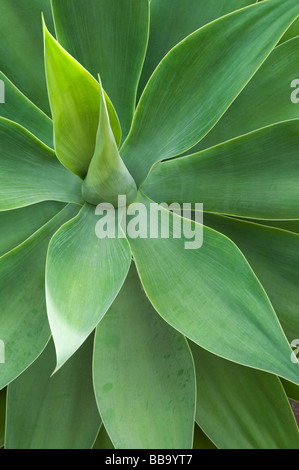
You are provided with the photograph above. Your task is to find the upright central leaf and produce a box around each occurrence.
[43,19,121,178]
[82,78,137,207]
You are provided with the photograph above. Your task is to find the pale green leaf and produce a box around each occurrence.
[142,120,299,220]
[0,205,79,390]
[127,192,299,385]
[93,264,195,449]
[5,337,100,449]
[46,204,131,370]
[121,0,299,185]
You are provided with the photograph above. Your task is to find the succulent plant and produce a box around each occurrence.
[0,0,299,449]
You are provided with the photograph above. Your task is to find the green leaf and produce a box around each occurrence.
[0,205,79,390]
[43,20,121,178]
[82,78,137,207]
[93,264,195,449]
[0,388,6,448]
[46,204,131,371]
[253,219,299,235]
[92,425,114,450]
[5,337,100,449]
[139,0,255,94]
[190,342,299,449]
[142,120,299,220]
[51,0,149,140]
[281,379,299,402]
[0,72,53,148]
[0,202,64,257]
[0,118,83,210]
[127,192,299,385]
[190,36,299,153]
[121,0,299,185]
[0,0,54,115]
[203,213,299,342]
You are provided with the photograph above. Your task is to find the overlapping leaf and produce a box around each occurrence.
[46,204,131,370]
[0,205,79,390]
[121,0,299,185]
[190,342,299,449]
[127,192,299,385]
[43,21,121,178]
[51,0,149,139]
[142,120,299,220]
[93,264,195,449]
[5,337,100,449]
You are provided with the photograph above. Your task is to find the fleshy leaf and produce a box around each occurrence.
[142,120,299,220]
[0,0,54,115]
[121,0,299,185]
[0,71,53,148]
[190,36,299,152]
[0,205,79,390]
[51,0,149,140]
[190,342,299,449]
[43,20,121,178]
[127,192,299,385]
[0,118,83,210]
[92,425,114,450]
[82,78,137,207]
[203,213,299,342]
[5,337,100,449]
[0,202,64,257]
[46,204,131,370]
[139,0,255,94]
[93,264,195,449]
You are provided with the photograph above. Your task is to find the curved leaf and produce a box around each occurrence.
[127,192,299,385]
[139,0,255,94]
[203,213,299,342]
[46,204,131,371]
[0,202,64,257]
[0,72,53,148]
[193,424,217,450]
[82,78,137,206]
[121,0,299,185]
[43,21,121,178]
[0,0,54,115]
[190,342,299,449]
[0,204,79,390]
[0,118,83,210]
[5,337,100,449]
[92,425,114,450]
[93,264,195,449]
[190,36,299,152]
[51,0,149,139]
[142,120,299,220]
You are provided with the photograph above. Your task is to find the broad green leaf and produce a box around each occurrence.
[0,205,79,390]
[190,342,299,449]
[93,425,114,450]
[190,37,299,152]
[82,78,137,207]
[280,17,299,43]
[193,424,217,450]
[0,388,5,448]
[0,202,64,257]
[0,0,54,115]
[43,21,121,178]
[127,192,299,385]
[93,264,195,449]
[0,118,83,210]
[142,120,299,220]
[0,72,53,148]
[121,0,299,185]
[6,337,100,449]
[51,0,149,140]
[46,204,131,371]
[139,0,255,94]
[203,213,299,342]
[253,219,299,235]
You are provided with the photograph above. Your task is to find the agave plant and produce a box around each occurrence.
[0,0,299,450]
